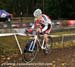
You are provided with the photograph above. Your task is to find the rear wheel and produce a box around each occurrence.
[43,36,53,55]
[23,40,38,63]
[47,37,53,54]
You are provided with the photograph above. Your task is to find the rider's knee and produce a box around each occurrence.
[44,34,48,39]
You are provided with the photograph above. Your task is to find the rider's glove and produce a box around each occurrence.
[27,29,32,33]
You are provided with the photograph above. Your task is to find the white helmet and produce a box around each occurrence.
[33,9,42,17]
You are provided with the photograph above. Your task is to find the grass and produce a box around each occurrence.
[0,36,29,56]
[51,30,75,35]
[53,40,75,48]
[0,31,75,56]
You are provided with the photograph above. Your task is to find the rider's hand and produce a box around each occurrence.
[36,28,42,34]
[27,29,32,33]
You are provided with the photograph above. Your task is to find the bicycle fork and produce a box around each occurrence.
[28,35,37,52]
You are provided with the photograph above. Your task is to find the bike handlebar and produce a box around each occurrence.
[25,28,43,36]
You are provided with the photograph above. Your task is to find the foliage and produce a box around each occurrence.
[44,0,61,19]
[0,0,75,19]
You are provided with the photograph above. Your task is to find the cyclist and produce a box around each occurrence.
[27,8,52,54]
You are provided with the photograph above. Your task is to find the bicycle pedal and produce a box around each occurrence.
[43,49,49,55]
[44,50,49,55]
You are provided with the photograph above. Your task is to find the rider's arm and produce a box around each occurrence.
[27,19,39,33]
[31,18,39,29]
[42,23,48,32]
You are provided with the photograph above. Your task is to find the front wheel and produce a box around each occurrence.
[22,40,38,63]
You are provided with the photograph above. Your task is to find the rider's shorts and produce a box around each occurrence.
[39,24,52,34]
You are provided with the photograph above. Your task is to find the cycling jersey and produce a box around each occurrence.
[31,14,52,34]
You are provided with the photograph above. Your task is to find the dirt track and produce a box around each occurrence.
[1,46,75,67]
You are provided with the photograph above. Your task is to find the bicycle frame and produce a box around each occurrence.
[23,31,53,63]
[32,34,45,50]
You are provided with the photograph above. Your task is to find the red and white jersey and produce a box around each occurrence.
[31,14,52,29]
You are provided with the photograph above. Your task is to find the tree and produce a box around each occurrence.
[61,0,75,19]
[44,0,61,19]
[0,0,75,19]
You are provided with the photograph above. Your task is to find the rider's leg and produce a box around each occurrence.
[44,24,51,48]
[43,33,49,54]
[44,33,49,48]
[36,28,41,33]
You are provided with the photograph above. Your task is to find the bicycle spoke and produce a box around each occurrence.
[22,40,37,63]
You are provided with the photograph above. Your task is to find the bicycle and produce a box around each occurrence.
[22,29,53,63]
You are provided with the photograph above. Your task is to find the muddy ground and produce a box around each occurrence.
[1,46,75,67]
